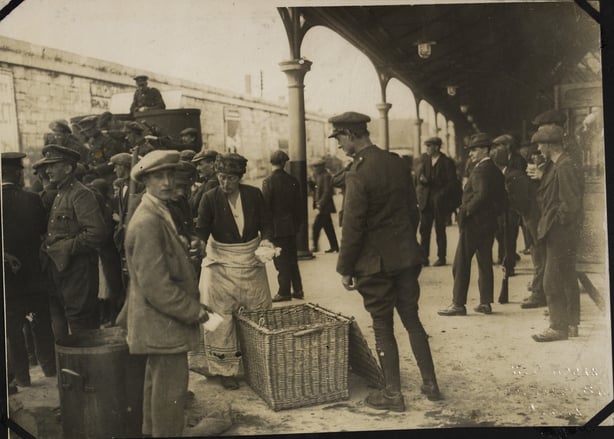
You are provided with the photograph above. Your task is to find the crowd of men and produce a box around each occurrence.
[2,98,591,431]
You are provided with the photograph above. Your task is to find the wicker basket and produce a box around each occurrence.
[236,303,350,411]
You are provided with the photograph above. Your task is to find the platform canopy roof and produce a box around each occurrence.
[298,2,601,137]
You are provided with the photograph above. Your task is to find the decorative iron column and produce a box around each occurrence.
[375,67,392,150]
[414,97,423,157]
[278,7,314,258]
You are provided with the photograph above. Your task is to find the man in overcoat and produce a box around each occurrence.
[438,133,506,316]
[416,136,459,266]
[333,111,441,412]
[262,149,305,302]
[529,125,582,342]
[118,150,208,436]
[2,152,57,387]
[40,145,107,335]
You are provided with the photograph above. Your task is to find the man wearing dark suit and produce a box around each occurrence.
[529,125,583,342]
[438,133,506,316]
[2,152,57,388]
[40,145,107,335]
[262,150,305,302]
[310,159,339,253]
[332,112,440,412]
[416,136,458,266]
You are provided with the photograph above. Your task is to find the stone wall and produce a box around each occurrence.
[0,36,329,175]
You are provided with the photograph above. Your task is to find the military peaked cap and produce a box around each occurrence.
[131,150,181,182]
[49,119,72,134]
[424,136,442,147]
[466,132,492,149]
[531,125,564,144]
[133,75,149,81]
[270,149,289,165]
[180,127,198,136]
[192,149,219,163]
[41,144,81,164]
[532,109,566,127]
[328,111,371,138]
[1,152,26,169]
[109,152,132,167]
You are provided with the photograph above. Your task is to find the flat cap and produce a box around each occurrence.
[270,149,289,165]
[466,132,492,149]
[179,127,198,137]
[328,111,371,138]
[131,150,181,182]
[41,144,81,164]
[424,136,442,147]
[1,152,26,169]
[180,150,197,162]
[133,75,149,81]
[492,134,514,145]
[109,152,132,167]
[531,125,564,144]
[175,160,198,183]
[214,153,248,176]
[192,149,219,163]
[532,109,567,127]
[49,119,72,133]
[125,121,145,133]
[77,115,99,132]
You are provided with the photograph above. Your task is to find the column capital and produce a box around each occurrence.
[279,59,312,87]
[376,102,393,114]
[414,118,424,126]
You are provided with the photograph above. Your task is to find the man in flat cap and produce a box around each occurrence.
[416,136,459,267]
[117,150,209,437]
[332,111,441,411]
[2,152,57,388]
[309,159,339,253]
[190,150,219,218]
[528,125,582,342]
[438,133,506,317]
[195,153,274,390]
[262,149,305,302]
[130,75,166,116]
[39,145,107,335]
[179,127,200,152]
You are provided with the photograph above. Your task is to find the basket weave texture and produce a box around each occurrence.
[236,303,350,411]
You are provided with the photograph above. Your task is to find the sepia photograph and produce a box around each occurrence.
[1,0,612,437]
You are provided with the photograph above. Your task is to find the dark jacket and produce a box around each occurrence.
[459,158,506,232]
[41,176,107,272]
[190,178,219,219]
[130,87,166,115]
[262,169,302,238]
[313,168,336,214]
[415,152,459,213]
[536,153,582,241]
[336,145,425,277]
[2,184,47,299]
[196,184,273,244]
[508,151,528,173]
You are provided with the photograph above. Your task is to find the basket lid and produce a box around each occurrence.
[347,319,385,389]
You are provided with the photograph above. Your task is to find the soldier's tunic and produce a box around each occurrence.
[130,87,166,115]
[41,175,107,334]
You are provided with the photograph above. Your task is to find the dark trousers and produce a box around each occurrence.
[419,205,447,260]
[312,212,338,251]
[523,215,546,300]
[544,223,580,330]
[49,252,100,334]
[272,235,303,297]
[142,352,189,437]
[355,266,433,392]
[495,209,520,266]
[6,296,56,382]
[452,220,496,305]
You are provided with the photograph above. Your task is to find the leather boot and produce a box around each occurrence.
[409,332,442,401]
[375,346,401,393]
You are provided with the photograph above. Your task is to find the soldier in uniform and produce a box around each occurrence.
[44,119,89,162]
[40,145,107,335]
[438,133,506,316]
[130,75,166,116]
[2,152,57,388]
[179,127,200,152]
[190,150,219,218]
[332,112,441,411]
[416,136,459,267]
[262,150,305,302]
[529,125,583,342]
